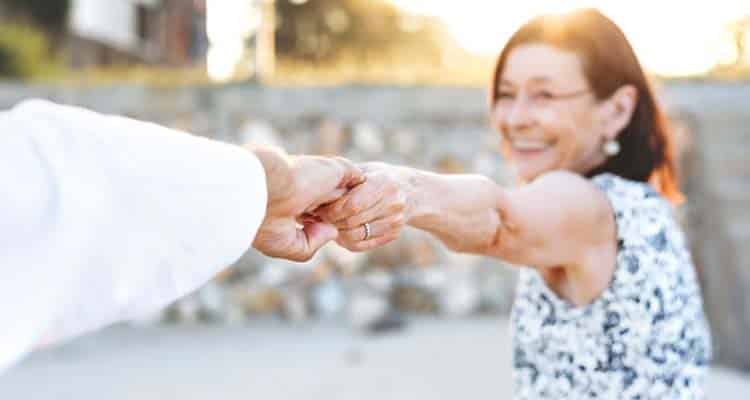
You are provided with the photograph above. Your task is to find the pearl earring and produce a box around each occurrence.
[603,139,620,156]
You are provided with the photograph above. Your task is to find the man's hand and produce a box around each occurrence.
[249,146,364,262]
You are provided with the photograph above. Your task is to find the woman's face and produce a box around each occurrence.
[492,44,612,182]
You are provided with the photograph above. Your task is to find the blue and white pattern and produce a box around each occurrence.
[511,173,712,399]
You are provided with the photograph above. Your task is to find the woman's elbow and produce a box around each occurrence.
[450,209,506,256]
[483,211,529,263]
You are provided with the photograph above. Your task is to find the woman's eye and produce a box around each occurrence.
[497,92,515,99]
[536,91,555,99]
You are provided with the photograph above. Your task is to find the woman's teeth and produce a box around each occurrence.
[512,139,550,151]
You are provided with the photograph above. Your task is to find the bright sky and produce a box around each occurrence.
[206,0,260,81]
[389,0,750,76]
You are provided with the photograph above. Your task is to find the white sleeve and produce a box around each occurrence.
[0,99,267,371]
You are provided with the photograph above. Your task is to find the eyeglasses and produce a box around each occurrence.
[494,88,592,111]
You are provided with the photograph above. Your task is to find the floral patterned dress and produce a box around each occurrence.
[511,173,712,399]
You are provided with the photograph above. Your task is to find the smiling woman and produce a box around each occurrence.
[311,8,712,399]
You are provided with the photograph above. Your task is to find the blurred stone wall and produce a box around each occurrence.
[666,84,750,370]
[0,83,747,366]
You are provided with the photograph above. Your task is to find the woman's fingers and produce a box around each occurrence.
[303,188,348,215]
[337,232,400,253]
[315,174,389,223]
[333,156,367,189]
[315,183,372,223]
[332,198,383,230]
[311,166,407,253]
[336,213,406,248]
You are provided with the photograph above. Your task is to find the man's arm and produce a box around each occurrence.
[0,99,270,370]
[0,100,360,371]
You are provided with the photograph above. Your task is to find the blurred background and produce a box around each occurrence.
[0,1,749,399]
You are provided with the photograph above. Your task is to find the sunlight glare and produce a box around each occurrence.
[206,0,260,81]
[389,0,750,77]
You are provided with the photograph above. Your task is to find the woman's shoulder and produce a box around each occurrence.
[590,173,677,242]
[499,170,615,267]
[590,173,668,211]
[527,171,667,217]
[523,170,613,217]
[590,173,659,197]
[517,170,615,237]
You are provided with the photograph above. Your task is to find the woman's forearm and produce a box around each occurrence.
[333,164,609,270]
[379,164,505,254]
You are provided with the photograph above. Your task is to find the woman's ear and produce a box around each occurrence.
[599,84,638,140]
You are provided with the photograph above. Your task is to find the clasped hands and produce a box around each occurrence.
[250,146,407,262]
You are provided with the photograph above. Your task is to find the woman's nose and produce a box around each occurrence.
[493,98,534,132]
[506,97,535,130]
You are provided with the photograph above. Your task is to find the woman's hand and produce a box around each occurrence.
[314,162,408,252]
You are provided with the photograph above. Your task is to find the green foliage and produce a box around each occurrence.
[0,0,71,33]
[270,0,492,85]
[0,23,60,80]
[275,0,446,63]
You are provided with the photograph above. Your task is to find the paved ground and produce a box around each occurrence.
[2,317,749,400]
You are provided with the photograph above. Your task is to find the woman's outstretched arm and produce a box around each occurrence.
[316,162,614,269]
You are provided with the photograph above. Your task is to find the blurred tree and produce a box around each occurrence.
[0,0,72,53]
[0,23,58,79]
[275,0,448,65]
[709,16,750,80]
[0,0,71,36]
[728,16,750,67]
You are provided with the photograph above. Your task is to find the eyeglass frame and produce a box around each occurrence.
[492,87,594,113]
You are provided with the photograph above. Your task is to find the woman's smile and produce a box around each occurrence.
[508,137,556,155]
